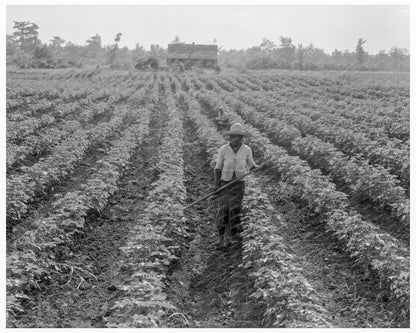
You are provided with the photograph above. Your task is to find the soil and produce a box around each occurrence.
[8,74,407,329]
[7,91,141,242]
[8,85,165,328]
[254,175,401,328]
[165,119,264,328]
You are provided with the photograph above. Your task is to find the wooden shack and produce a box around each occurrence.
[167,43,218,68]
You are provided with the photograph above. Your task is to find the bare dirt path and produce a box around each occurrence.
[165,117,264,328]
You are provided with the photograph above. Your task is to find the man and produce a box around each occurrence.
[214,123,258,248]
[215,106,229,128]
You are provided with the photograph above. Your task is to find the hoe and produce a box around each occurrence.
[184,163,266,210]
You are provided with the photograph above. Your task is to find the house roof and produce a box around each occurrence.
[167,43,218,60]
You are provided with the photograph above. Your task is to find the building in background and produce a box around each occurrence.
[167,43,218,68]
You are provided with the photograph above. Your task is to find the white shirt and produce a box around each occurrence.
[216,110,228,121]
[215,143,256,181]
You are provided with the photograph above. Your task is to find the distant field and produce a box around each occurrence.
[6,68,409,328]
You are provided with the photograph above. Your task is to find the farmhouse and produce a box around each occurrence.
[167,43,218,67]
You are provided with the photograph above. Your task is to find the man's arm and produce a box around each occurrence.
[246,147,258,170]
[214,147,224,187]
[214,168,222,187]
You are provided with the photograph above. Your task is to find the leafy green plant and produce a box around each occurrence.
[195,86,409,320]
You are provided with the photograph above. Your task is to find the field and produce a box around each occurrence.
[6,67,410,328]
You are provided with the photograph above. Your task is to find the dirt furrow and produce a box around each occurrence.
[164,94,263,328]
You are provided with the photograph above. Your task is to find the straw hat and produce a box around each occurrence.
[223,123,250,136]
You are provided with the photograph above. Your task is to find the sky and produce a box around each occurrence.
[5,3,410,55]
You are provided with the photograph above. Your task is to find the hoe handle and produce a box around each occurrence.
[183,164,264,210]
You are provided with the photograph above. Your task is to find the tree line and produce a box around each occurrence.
[222,37,409,72]
[6,21,409,72]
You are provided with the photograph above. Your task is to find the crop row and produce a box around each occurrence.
[7,80,151,171]
[7,97,116,172]
[6,83,63,101]
[224,75,263,92]
[6,105,130,224]
[260,89,408,145]
[7,120,82,173]
[7,99,57,120]
[171,74,409,187]
[254,72,407,99]
[230,89,409,189]
[7,99,108,170]
[177,84,335,327]
[300,98,408,143]
[6,78,153,225]
[7,99,91,143]
[240,74,277,90]
[6,71,148,116]
[7,115,57,144]
[6,81,90,111]
[217,75,256,91]
[106,77,187,328]
[210,73,409,143]
[240,74,409,142]
[261,72,409,101]
[211,74,408,132]
[193,88,409,319]
[7,77,138,122]
[201,76,410,147]
[7,100,151,320]
[205,89,409,229]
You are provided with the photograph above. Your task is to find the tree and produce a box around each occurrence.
[259,38,276,54]
[329,49,343,69]
[356,38,366,65]
[132,43,146,59]
[303,44,327,68]
[331,49,343,59]
[108,32,122,64]
[171,35,183,44]
[12,21,40,51]
[114,32,122,43]
[372,50,388,70]
[63,41,82,58]
[278,36,295,67]
[389,47,409,71]
[279,36,294,49]
[34,43,51,59]
[85,34,102,57]
[6,34,19,56]
[149,44,165,59]
[86,34,102,48]
[296,44,305,69]
[50,36,65,52]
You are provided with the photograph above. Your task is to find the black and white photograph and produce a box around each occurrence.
[3,0,413,330]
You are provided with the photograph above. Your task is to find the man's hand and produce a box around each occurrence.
[253,163,265,171]
[214,169,222,190]
[250,164,261,171]
[214,181,221,192]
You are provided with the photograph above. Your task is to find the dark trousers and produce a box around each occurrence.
[215,179,245,236]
